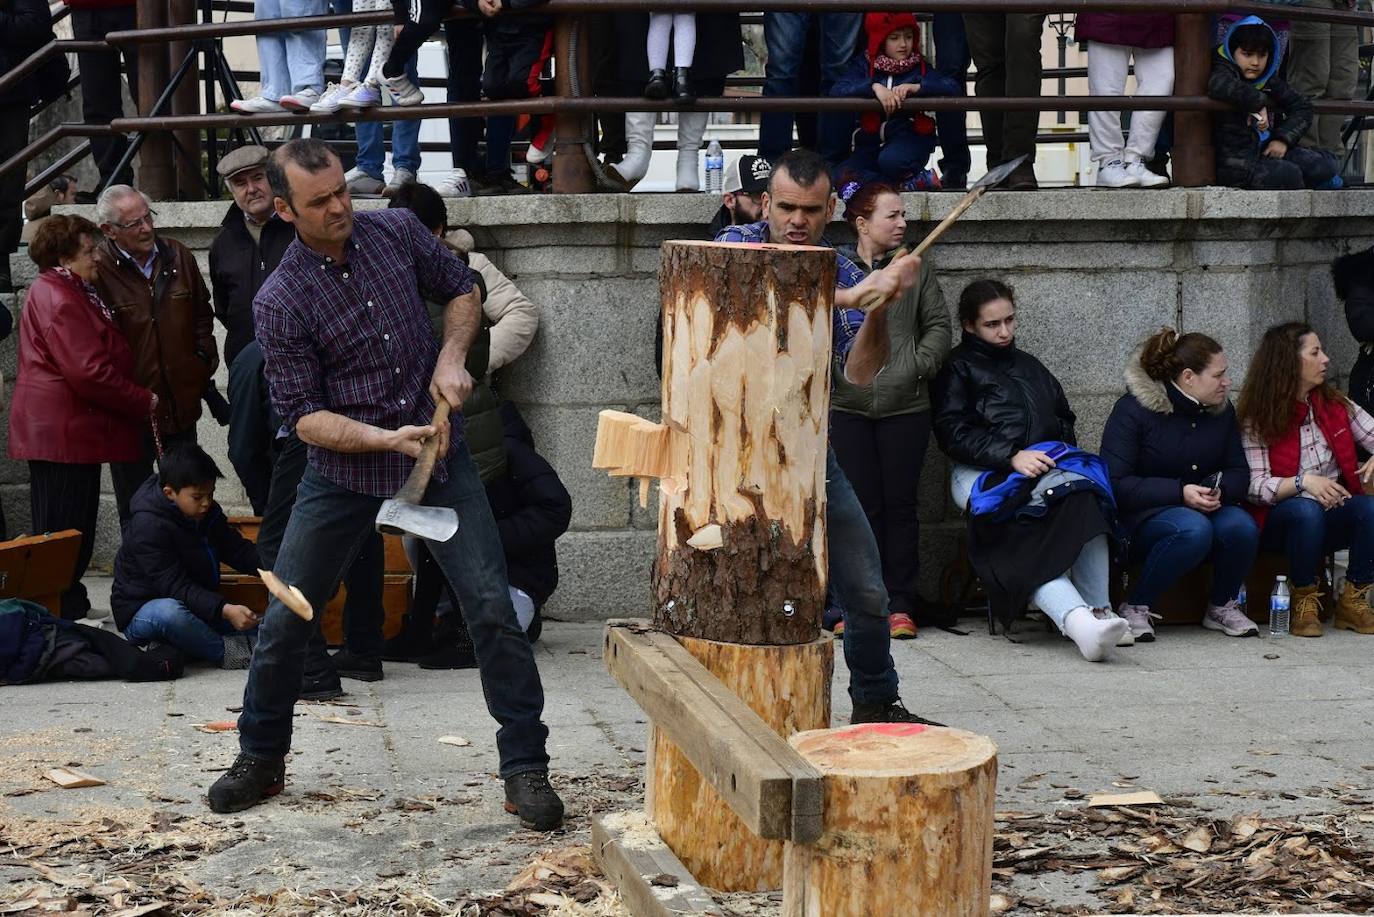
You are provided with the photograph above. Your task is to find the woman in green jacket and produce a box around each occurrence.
[832,180,952,638]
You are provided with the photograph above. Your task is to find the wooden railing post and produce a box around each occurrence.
[170,0,203,199]
[551,13,595,194]
[136,0,175,198]
[1172,12,1215,187]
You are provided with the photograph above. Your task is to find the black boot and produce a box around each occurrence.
[300,630,344,700]
[504,771,565,830]
[331,648,383,682]
[417,613,477,670]
[850,698,945,726]
[644,68,670,100]
[208,753,286,813]
[672,67,694,104]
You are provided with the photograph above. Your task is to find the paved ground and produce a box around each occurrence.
[2,578,1373,915]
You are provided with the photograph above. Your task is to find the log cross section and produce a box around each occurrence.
[604,621,823,843]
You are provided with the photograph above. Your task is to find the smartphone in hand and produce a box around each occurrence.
[1200,471,1223,496]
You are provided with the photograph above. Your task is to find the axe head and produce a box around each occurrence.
[971,154,1029,191]
[376,499,459,542]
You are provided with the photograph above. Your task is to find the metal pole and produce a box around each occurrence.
[551,14,596,193]
[137,0,175,197]
[1172,12,1215,186]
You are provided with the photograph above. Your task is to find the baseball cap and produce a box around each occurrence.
[724,155,772,194]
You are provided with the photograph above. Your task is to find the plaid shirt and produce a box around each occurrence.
[254,209,475,497]
[1241,398,1374,504]
[713,221,867,364]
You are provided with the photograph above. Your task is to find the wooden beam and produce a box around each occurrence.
[603,621,822,842]
[591,813,725,917]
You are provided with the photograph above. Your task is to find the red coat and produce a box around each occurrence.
[7,269,153,464]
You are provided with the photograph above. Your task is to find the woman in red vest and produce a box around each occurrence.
[1237,322,1374,637]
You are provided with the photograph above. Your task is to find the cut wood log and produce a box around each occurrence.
[258,568,313,622]
[654,240,836,646]
[782,724,998,917]
[591,812,726,917]
[45,767,106,789]
[645,630,832,892]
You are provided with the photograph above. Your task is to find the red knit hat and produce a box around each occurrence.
[864,11,920,67]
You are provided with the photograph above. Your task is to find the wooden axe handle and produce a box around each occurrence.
[393,398,452,505]
[913,186,987,257]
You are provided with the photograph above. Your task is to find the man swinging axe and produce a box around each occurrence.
[208,138,563,830]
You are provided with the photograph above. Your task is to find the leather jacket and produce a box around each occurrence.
[931,332,1077,471]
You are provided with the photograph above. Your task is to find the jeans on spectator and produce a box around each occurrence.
[1085,42,1173,164]
[837,126,939,185]
[227,343,278,515]
[826,448,900,706]
[1240,146,1339,189]
[238,444,550,774]
[445,20,485,175]
[254,0,327,100]
[126,597,238,664]
[1288,0,1359,156]
[1128,506,1259,607]
[354,55,422,178]
[1260,494,1374,587]
[70,6,140,188]
[962,12,1046,165]
[28,461,101,620]
[759,12,863,163]
[931,12,972,181]
[112,426,198,528]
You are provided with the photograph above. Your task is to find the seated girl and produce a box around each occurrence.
[932,279,1128,662]
[1100,329,1259,641]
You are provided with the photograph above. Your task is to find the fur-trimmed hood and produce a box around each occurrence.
[1123,344,1227,416]
[1332,245,1374,302]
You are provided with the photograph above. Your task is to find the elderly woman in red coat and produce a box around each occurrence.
[8,214,155,620]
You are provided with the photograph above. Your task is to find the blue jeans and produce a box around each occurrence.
[1128,505,1259,607]
[759,12,862,163]
[1260,494,1374,586]
[126,598,238,665]
[931,12,972,180]
[255,0,326,100]
[237,443,549,776]
[838,126,938,184]
[826,448,900,706]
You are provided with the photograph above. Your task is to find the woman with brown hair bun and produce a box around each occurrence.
[1100,328,1258,643]
[1237,322,1374,637]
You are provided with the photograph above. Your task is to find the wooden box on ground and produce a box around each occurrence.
[0,530,82,616]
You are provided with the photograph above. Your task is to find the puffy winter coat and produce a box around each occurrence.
[1074,11,1174,48]
[932,332,1077,470]
[1333,245,1374,415]
[830,14,961,142]
[488,402,571,607]
[7,269,153,464]
[208,204,295,367]
[1099,349,1250,534]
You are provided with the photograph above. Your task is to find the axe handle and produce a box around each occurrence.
[393,398,452,505]
[912,185,986,258]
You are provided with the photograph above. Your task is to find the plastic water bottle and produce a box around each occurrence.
[704,140,724,194]
[1237,585,1247,617]
[1269,576,1290,638]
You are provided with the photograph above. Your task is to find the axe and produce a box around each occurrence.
[375,398,459,542]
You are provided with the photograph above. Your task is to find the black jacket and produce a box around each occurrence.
[111,476,261,631]
[1099,351,1250,534]
[1334,245,1374,414]
[489,402,571,607]
[0,0,50,111]
[932,333,1076,471]
[208,204,295,367]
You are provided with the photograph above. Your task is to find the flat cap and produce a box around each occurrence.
[217,145,270,178]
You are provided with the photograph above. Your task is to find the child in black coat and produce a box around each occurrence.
[112,446,262,668]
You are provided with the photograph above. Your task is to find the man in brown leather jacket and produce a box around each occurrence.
[92,184,219,526]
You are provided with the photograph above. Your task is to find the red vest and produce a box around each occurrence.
[1249,391,1362,530]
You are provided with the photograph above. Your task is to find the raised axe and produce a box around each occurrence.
[857,154,1028,312]
[374,398,460,542]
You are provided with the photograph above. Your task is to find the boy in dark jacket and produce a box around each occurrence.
[1207,16,1338,190]
[112,445,262,669]
[830,12,961,191]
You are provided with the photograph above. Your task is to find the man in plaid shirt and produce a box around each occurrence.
[715,149,941,726]
[208,139,562,830]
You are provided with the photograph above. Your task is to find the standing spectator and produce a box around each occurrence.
[208,146,295,513]
[1332,245,1374,415]
[439,19,484,198]
[1076,11,1174,187]
[2,0,54,293]
[832,181,951,639]
[962,10,1045,189]
[931,13,971,190]
[758,12,863,165]
[91,185,218,525]
[311,0,404,112]
[1287,0,1358,179]
[65,0,139,187]
[230,0,327,112]
[475,0,555,195]
[643,11,695,102]
[7,215,155,620]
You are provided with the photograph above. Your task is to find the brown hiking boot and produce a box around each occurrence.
[1335,581,1374,634]
[1290,584,1324,637]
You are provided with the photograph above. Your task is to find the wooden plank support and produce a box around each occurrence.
[603,620,822,842]
[591,812,725,917]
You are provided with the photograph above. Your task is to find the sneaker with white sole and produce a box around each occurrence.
[1096,158,1138,188]
[310,82,352,114]
[1116,602,1158,643]
[338,81,383,109]
[230,96,285,114]
[384,73,425,106]
[1125,159,1169,188]
[385,167,417,196]
[525,137,553,165]
[436,168,472,198]
[1202,599,1260,637]
[1093,607,1135,646]
[279,88,321,112]
[345,167,385,195]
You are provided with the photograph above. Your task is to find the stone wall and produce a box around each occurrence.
[5,190,1374,622]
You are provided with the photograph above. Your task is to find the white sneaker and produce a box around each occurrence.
[345,167,385,195]
[279,88,321,112]
[230,95,285,114]
[1125,159,1169,188]
[1096,158,1138,188]
[383,73,425,106]
[385,167,417,196]
[525,135,554,165]
[310,82,352,114]
[436,168,472,198]
[1093,607,1135,646]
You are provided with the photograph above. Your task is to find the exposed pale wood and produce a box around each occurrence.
[1088,791,1164,807]
[783,724,997,917]
[685,524,723,551]
[648,631,832,892]
[593,410,687,481]
[603,622,823,849]
[591,812,726,917]
[45,767,106,789]
[654,241,836,645]
[258,568,313,622]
